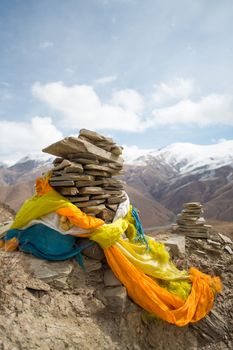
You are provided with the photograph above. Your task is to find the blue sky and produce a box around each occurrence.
[0,0,233,163]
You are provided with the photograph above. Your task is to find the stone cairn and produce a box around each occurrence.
[172,202,212,238]
[42,129,126,223]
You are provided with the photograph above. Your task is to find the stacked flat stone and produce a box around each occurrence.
[42,129,126,223]
[175,202,211,238]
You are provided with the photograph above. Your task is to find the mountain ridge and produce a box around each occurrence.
[0,139,232,225]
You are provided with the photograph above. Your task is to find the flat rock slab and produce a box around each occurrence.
[53,159,71,170]
[70,158,99,164]
[66,196,90,202]
[162,234,186,255]
[75,180,96,187]
[22,254,73,283]
[42,136,123,164]
[26,278,51,292]
[183,202,202,207]
[84,164,112,173]
[58,187,79,196]
[91,194,111,199]
[79,187,105,195]
[75,199,105,208]
[79,128,114,145]
[85,170,110,177]
[64,163,83,173]
[49,180,75,187]
[104,190,123,195]
[107,196,126,204]
[82,204,106,215]
[217,232,232,244]
[50,174,94,181]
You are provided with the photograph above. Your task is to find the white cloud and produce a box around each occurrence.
[111,89,144,113]
[31,78,233,132]
[32,81,147,132]
[38,41,54,49]
[152,78,195,105]
[93,75,117,84]
[151,94,233,126]
[0,117,62,163]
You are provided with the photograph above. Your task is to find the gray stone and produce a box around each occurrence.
[53,157,63,164]
[79,187,105,195]
[100,162,123,170]
[82,204,106,215]
[107,204,118,211]
[66,195,90,202]
[42,136,123,164]
[49,180,75,186]
[68,152,98,160]
[111,145,123,155]
[101,286,127,313]
[217,232,232,244]
[69,158,99,164]
[74,180,95,187]
[22,255,73,283]
[64,163,83,173]
[97,208,115,223]
[84,164,112,172]
[104,189,123,195]
[192,310,228,344]
[26,278,50,292]
[104,269,122,287]
[84,170,110,177]
[91,194,111,199]
[163,234,186,255]
[75,199,105,208]
[79,128,107,142]
[207,239,221,247]
[53,159,71,170]
[107,195,126,204]
[77,238,104,260]
[83,256,102,272]
[94,142,112,152]
[50,174,94,181]
[224,245,233,255]
[58,187,79,196]
[183,202,202,208]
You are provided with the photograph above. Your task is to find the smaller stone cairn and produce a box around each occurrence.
[42,129,126,223]
[172,202,211,238]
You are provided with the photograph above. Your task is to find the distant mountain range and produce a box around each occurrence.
[0,140,232,226]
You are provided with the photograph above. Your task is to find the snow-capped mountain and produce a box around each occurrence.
[127,140,233,174]
[0,141,232,222]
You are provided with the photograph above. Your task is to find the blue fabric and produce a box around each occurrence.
[132,207,147,246]
[5,224,93,265]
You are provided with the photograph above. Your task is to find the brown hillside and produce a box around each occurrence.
[125,184,175,228]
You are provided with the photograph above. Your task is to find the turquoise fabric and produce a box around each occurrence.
[132,207,147,245]
[5,224,93,264]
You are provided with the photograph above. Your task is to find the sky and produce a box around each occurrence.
[0,0,233,163]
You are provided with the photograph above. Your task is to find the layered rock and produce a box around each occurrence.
[43,129,126,223]
[173,202,211,238]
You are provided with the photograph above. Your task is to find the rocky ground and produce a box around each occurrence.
[0,207,232,350]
